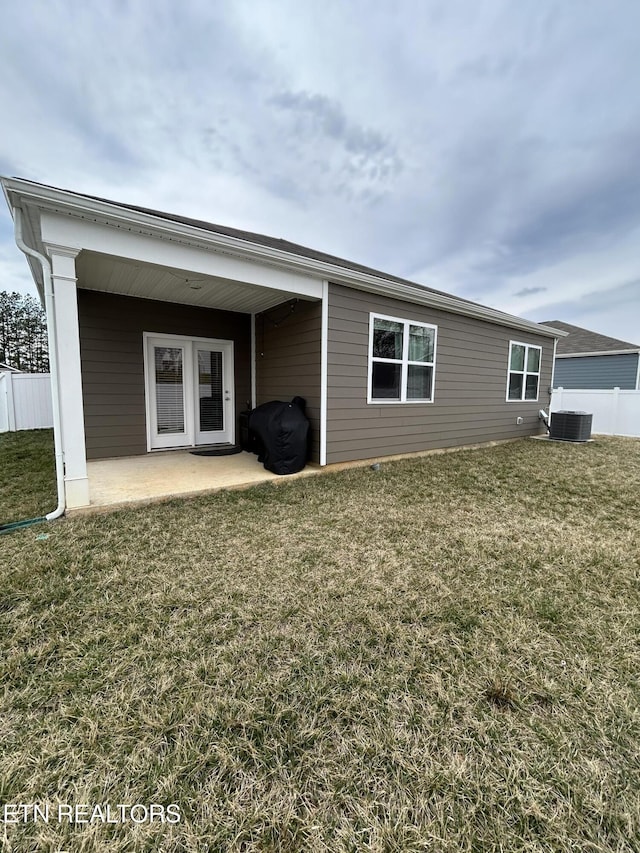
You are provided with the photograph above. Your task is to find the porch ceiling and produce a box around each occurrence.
[75,250,317,314]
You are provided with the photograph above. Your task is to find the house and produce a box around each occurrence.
[543,320,640,390]
[2,177,565,511]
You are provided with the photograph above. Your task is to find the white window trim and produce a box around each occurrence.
[506,340,542,402]
[367,312,437,404]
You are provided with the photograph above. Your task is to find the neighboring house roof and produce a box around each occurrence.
[1,176,566,341]
[541,320,640,357]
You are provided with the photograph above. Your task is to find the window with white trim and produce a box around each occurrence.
[507,341,541,401]
[369,314,437,403]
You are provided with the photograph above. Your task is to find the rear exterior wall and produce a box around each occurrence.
[78,290,251,460]
[255,299,322,463]
[326,283,554,464]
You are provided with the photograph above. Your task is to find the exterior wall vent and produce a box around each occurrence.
[549,411,593,442]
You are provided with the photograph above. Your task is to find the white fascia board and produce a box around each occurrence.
[1,179,14,224]
[39,212,323,300]
[3,177,565,339]
[556,349,640,358]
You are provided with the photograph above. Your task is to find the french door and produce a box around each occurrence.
[144,334,234,450]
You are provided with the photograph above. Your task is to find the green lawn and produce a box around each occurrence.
[1,433,639,852]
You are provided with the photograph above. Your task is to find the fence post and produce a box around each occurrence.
[0,375,7,432]
[611,387,620,435]
[6,373,17,432]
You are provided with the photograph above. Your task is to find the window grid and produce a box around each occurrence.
[507,341,542,402]
[369,314,437,404]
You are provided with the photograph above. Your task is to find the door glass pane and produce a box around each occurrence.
[408,326,434,362]
[407,364,433,400]
[373,318,403,359]
[155,347,184,433]
[198,350,223,432]
[372,362,401,400]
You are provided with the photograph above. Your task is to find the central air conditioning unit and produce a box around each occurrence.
[550,411,593,442]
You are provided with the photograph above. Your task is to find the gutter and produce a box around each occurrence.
[556,349,640,358]
[12,206,65,522]
[3,177,568,341]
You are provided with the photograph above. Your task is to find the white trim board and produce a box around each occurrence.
[40,212,323,301]
[3,177,568,340]
[367,312,438,405]
[143,331,235,451]
[320,281,329,466]
[506,340,542,403]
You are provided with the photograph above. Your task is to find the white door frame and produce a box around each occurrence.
[143,332,235,451]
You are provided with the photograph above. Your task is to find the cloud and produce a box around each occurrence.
[269,90,399,165]
[529,279,640,344]
[536,277,640,318]
[514,286,547,298]
[0,0,638,344]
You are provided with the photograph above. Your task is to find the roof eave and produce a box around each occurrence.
[2,176,563,339]
[556,349,640,358]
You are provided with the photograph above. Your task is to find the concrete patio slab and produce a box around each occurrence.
[78,450,320,513]
[71,436,528,516]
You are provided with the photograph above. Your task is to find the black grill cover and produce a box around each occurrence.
[248,398,309,475]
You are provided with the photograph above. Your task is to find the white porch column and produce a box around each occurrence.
[49,248,90,508]
[319,280,328,466]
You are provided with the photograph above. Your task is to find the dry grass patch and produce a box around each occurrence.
[0,429,56,525]
[1,436,639,851]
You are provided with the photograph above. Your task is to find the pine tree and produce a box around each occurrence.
[0,291,49,372]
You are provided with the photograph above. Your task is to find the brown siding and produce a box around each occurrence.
[78,290,251,459]
[326,283,555,464]
[255,299,322,463]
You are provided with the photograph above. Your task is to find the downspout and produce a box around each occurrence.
[13,206,65,521]
[548,336,558,432]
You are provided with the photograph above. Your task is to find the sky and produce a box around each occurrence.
[1,0,639,343]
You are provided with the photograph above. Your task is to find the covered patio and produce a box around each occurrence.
[79,449,322,513]
[3,178,330,513]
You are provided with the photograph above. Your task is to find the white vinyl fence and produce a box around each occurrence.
[551,387,640,438]
[0,372,53,432]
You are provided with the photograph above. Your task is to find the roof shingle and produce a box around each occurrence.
[541,320,640,354]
